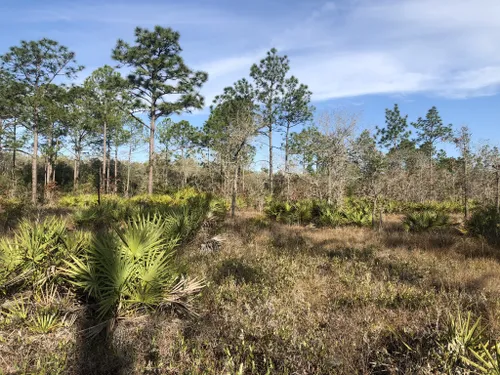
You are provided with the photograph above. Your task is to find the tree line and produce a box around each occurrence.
[1,25,498,217]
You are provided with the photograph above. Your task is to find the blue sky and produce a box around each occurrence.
[1,0,500,166]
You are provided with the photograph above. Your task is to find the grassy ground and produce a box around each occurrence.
[2,211,500,374]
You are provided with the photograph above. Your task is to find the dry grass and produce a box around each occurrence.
[2,210,500,374]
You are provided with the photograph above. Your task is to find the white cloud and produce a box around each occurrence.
[191,0,500,103]
[6,0,500,104]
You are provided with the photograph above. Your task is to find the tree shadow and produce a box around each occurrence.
[72,306,136,375]
[213,258,266,285]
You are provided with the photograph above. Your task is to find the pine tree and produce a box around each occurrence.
[412,106,452,157]
[277,76,314,200]
[453,126,472,220]
[375,104,411,151]
[157,119,200,188]
[1,39,82,203]
[205,78,259,216]
[112,26,208,194]
[412,106,453,198]
[250,48,289,195]
[84,65,125,195]
[65,85,98,192]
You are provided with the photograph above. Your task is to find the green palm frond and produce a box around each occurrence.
[0,216,67,291]
[63,214,199,324]
[463,342,500,374]
[402,210,450,232]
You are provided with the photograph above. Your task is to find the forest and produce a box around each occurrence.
[1,25,500,374]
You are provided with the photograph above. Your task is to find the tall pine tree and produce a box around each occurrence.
[250,48,289,195]
[1,39,82,203]
[113,26,208,194]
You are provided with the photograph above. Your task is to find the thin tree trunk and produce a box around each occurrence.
[45,132,53,201]
[106,152,110,194]
[429,155,434,200]
[148,113,155,195]
[231,163,239,218]
[285,124,290,201]
[241,168,245,195]
[12,123,16,171]
[163,148,170,191]
[97,169,101,205]
[268,124,273,195]
[73,156,79,192]
[496,169,499,214]
[327,166,332,205]
[220,157,225,194]
[372,196,377,229]
[53,138,59,183]
[114,145,118,194]
[102,120,107,195]
[0,119,3,172]
[207,146,214,193]
[32,119,38,204]
[74,138,81,192]
[126,143,132,198]
[464,154,469,220]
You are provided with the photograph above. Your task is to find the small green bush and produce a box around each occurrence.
[402,210,450,232]
[466,206,500,243]
[0,216,70,291]
[73,200,138,230]
[265,199,372,228]
[64,214,203,323]
[0,198,27,231]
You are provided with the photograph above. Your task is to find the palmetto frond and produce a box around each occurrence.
[63,214,200,323]
[0,216,67,290]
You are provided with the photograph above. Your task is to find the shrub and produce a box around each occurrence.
[64,214,204,324]
[0,216,69,291]
[0,198,27,231]
[375,199,466,215]
[313,201,343,227]
[340,203,373,227]
[73,200,138,230]
[402,210,450,232]
[464,342,500,374]
[264,199,373,228]
[466,206,500,243]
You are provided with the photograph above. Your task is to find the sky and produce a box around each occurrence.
[1,0,499,167]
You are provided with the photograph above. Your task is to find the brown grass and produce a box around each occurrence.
[2,210,500,374]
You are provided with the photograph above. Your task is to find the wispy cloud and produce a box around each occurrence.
[2,0,499,105]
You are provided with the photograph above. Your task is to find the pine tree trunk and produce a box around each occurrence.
[241,168,245,195]
[0,119,3,172]
[102,120,107,196]
[220,157,225,194]
[44,132,53,201]
[53,138,59,183]
[496,169,499,214]
[73,157,78,192]
[327,166,332,205]
[464,154,469,220]
[429,155,434,200]
[285,124,290,201]
[207,147,214,193]
[163,148,170,191]
[12,123,16,171]
[106,152,110,194]
[268,124,273,195]
[32,118,38,204]
[114,145,118,194]
[148,113,155,195]
[126,143,132,198]
[74,138,81,192]
[231,163,239,218]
